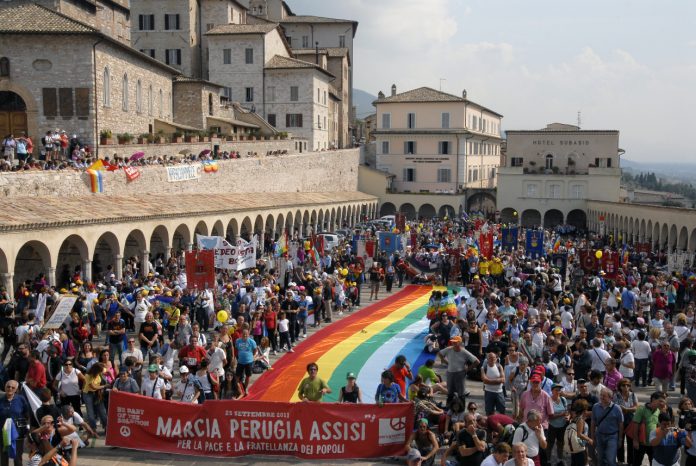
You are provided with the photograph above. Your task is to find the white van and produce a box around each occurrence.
[318,233,339,251]
[380,215,396,225]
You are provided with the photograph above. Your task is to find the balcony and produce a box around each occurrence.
[389,181,458,194]
[498,166,621,176]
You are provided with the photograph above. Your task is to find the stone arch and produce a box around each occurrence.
[265,214,275,239]
[0,81,39,146]
[285,211,294,235]
[93,232,119,280]
[500,207,517,224]
[400,203,416,220]
[226,218,238,242]
[660,223,669,249]
[652,222,660,247]
[211,220,225,237]
[633,218,639,242]
[56,235,89,287]
[309,210,317,235]
[690,228,696,253]
[327,208,335,232]
[0,246,8,275]
[418,203,436,219]
[647,220,653,243]
[317,210,325,232]
[467,192,497,213]
[521,209,542,228]
[438,205,456,219]
[150,225,170,264]
[240,216,252,240]
[678,226,689,251]
[15,240,51,287]
[640,219,646,242]
[543,209,564,228]
[669,224,678,251]
[173,224,191,252]
[123,229,147,263]
[380,202,396,217]
[194,220,208,238]
[293,209,302,238]
[253,215,264,238]
[566,209,586,230]
[275,213,285,236]
[301,210,309,235]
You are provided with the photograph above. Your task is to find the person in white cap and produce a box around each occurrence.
[174,366,199,403]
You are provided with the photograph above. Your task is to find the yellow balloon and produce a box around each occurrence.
[513,211,518,217]
[141,289,149,296]
[595,250,603,259]
[217,310,228,323]
[405,225,411,232]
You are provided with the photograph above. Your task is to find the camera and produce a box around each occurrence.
[681,409,696,431]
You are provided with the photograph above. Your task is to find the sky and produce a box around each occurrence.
[288,0,696,163]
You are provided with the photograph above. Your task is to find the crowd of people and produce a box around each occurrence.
[2,215,696,466]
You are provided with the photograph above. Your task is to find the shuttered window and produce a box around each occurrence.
[75,88,90,117]
[59,88,73,117]
[42,88,57,117]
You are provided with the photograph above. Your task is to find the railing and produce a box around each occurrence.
[390,181,457,194]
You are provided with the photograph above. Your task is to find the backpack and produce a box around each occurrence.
[564,418,585,453]
[514,424,530,443]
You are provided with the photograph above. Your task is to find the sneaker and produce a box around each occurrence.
[338,311,344,316]
[288,348,295,353]
[271,350,277,356]
[298,335,305,339]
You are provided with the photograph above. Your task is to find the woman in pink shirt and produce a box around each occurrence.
[602,357,623,391]
[652,340,676,393]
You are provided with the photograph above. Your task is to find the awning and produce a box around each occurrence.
[153,119,205,133]
[207,116,259,129]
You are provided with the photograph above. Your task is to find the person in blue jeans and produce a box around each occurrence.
[591,387,624,466]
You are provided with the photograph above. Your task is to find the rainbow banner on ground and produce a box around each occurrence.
[247,285,439,402]
[86,169,104,193]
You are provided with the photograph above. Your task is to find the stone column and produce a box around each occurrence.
[114,255,123,280]
[46,267,56,287]
[82,260,92,284]
[187,243,194,252]
[1,273,14,300]
[141,250,150,276]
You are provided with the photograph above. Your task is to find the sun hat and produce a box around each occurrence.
[346,372,356,379]
[148,364,159,373]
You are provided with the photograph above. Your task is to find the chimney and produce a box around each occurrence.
[377,91,385,99]
[462,89,467,99]
[391,84,397,97]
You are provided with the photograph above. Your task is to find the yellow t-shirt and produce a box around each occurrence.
[83,373,102,394]
[478,260,490,275]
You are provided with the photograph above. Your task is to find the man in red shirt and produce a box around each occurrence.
[389,355,413,396]
[177,335,208,372]
[25,350,47,391]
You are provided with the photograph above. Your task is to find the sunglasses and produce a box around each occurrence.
[64,362,73,366]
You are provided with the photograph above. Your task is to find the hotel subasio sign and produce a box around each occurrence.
[532,139,590,146]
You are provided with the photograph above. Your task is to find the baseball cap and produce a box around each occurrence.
[148,364,159,373]
[346,372,356,379]
[551,383,563,390]
[494,330,503,337]
[406,448,422,461]
[530,374,543,383]
[179,366,190,374]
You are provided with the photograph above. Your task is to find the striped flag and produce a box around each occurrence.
[86,169,104,193]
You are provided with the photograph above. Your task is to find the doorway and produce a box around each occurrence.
[0,91,27,136]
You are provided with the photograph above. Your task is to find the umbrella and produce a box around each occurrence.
[129,151,145,161]
[199,149,211,156]
[178,149,192,155]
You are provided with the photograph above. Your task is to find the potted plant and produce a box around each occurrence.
[100,129,114,145]
[184,132,198,143]
[155,130,166,144]
[552,166,559,174]
[208,129,218,139]
[199,131,210,142]
[137,133,150,144]
[279,131,288,140]
[172,131,183,143]
[117,132,133,144]
[529,160,536,167]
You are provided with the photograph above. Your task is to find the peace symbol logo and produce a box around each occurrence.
[389,417,406,431]
[120,426,131,437]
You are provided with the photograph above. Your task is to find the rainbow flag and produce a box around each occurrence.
[88,159,105,171]
[247,285,437,402]
[86,169,104,193]
[553,237,561,252]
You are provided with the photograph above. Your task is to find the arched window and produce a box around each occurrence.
[545,154,554,170]
[136,79,142,113]
[0,57,10,77]
[148,84,153,115]
[102,67,110,107]
[208,93,213,115]
[158,89,163,117]
[122,73,128,111]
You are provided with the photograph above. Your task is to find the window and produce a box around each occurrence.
[0,57,8,77]
[441,112,450,129]
[223,49,231,64]
[407,112,416,129]
[221,87,232,100]
[403,168,416,182]
[165,49,181,65]
[58,88,73,117]
[148,85,153,115]
[138,14,155,31]
[438,141,450,155]
[381,113,391,129]
[548,184,560,198]
[571,184,584,199]
[245,48,253,64]
[285,36,292,46]
[473,169,478,181]
[381,141,389,154]
[339,35,346,48]
[208,93,213,116]
[267,86,275,102]
[302,36,309,48]
[471,116,478,130]
[317,88,320,102]
[136,79,142,113]
[438,168,451,183]
[206,23,215,32]
[158,89,163,117]
[511,157,523,167]
[526,183,538,197]
[164,14,180,30]
[317,115,321,128]
[286,114,303,127]
[102,67,110,107]
[140,49,155,58]
[245,87,253,102]
[404,141,416,154]
[545,154,554,170]
[323,91,327,105]
[121,73,128,111]
[75,88,89,117]
[290,86,299,101]
[268,114,276,127]
[607,157,612,168]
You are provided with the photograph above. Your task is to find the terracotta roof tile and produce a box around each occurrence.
[206,23,278,35]
[0,3,96,34]
[265,55,335,78]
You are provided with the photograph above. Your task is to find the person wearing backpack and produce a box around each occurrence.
[649,412,691,466]
[565,399,593,466]
[512,409,547,466]
[482,352,506,415]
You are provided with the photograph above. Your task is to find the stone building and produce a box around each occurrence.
[206,23,333,150]
[497,123,622,229]
[0,3,179,151]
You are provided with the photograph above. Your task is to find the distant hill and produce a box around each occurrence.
[353,89,377,120]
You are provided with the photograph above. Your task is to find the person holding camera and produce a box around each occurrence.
[649,412,692,466]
